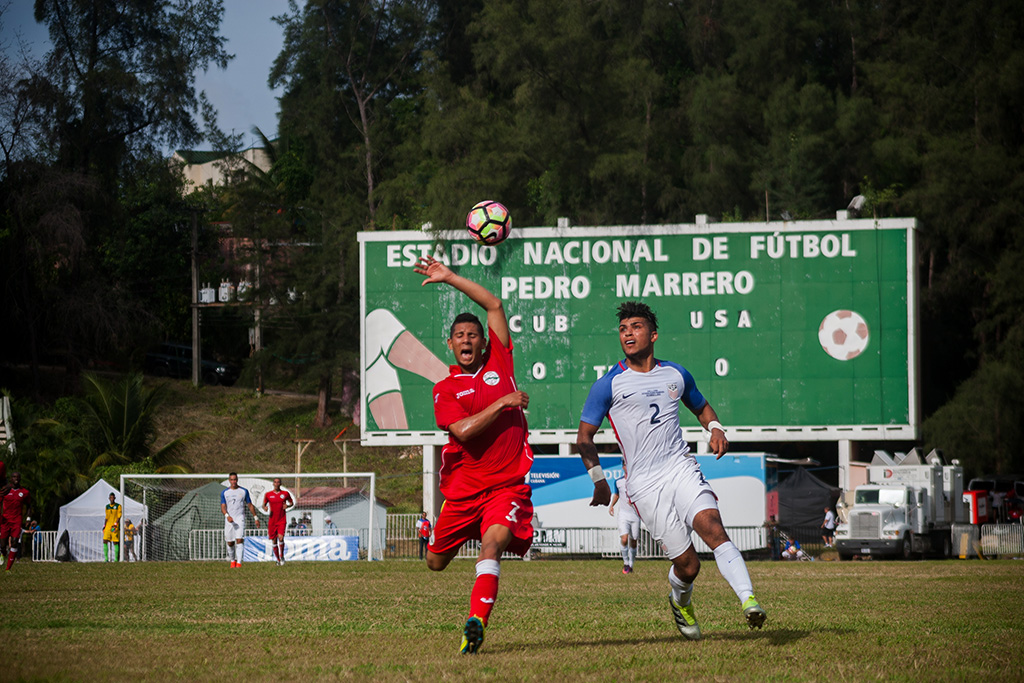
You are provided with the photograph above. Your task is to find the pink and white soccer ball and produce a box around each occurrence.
[818,310,870,360]
[466,200,512,245]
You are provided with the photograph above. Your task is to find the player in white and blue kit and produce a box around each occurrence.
[609,476,641,574]
[576,301,766,641]
[220,472,260,568]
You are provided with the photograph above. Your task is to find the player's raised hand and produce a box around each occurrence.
[414,256,452,285]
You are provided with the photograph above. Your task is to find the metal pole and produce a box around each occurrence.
[190,210,201,387]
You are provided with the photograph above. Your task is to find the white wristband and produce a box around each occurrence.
[588,466,605,483]
[706,420,725,434]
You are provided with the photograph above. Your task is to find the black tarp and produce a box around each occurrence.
[777,467,840,531]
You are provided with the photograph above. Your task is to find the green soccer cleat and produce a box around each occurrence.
[742,596,767,630]
[669,594,701,641]
[460,616,485,655]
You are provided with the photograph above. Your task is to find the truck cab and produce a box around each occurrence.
[835,449,962,561]
[835,485,917,559]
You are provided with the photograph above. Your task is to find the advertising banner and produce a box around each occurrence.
[529,454,772,532]
[243,535,359,562]
[359,218,917,445]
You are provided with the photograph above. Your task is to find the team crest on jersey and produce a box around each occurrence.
[483,371,500,386]
[667,382,679,400]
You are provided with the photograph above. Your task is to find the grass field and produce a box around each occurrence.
[5,558,1022,682]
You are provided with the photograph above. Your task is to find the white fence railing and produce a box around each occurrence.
[33,523,1021,561]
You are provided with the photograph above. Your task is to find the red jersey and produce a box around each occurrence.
[264,490,293,523]
[1,487,30,524]
[432,328,533,501]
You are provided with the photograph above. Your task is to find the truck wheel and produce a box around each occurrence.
[203,371,220,386]
[941,534,952,559]
[838,552,852,561]
[900,535,913,560]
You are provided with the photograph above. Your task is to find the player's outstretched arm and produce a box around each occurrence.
[576,421,611,506]
[248,503,260,527]
[693,403,729,459]
[414,256,511,347]
[447,390,529,443]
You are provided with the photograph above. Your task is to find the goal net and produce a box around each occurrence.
[119,472,380,562]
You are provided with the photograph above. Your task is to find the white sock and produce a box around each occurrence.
[713,541,754,603]
[236,541,243,563]
[668,566,693,606]
[476,558,500,578]
[628,545,636,566]
[620,545,629,564]
[227,543,235,562]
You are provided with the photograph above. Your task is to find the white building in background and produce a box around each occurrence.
[172,143,273,192]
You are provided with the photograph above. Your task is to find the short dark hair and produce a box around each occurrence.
[617,301,658,332]
[228,472,238,478]
[449,312,484,338]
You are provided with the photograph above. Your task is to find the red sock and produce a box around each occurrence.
[469,572,499,625]
[6,551,15,571]
[272,543,280,561]
[278,542,285,561]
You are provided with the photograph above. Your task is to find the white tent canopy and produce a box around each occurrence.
[57,480,147,562]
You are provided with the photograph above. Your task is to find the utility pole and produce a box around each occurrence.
[190,209,202,387]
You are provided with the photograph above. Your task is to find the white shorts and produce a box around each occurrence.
[224,518,245,542]
[617,501,641,540]
[631,465,718,559]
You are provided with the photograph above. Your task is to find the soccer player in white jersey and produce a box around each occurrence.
[609,475,640,574]
[220,473,260,568]
[576,301,766,640]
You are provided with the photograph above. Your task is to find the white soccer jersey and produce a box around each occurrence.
[581,359,707,499]
[220,486,252,521]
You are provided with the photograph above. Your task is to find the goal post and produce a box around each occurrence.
[119,472,379,562]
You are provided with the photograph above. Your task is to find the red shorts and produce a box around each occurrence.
[0,520,22,542]
[429,484,533,557]
[267,517,287,540]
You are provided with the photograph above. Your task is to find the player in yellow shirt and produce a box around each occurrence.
[103,493,122,562]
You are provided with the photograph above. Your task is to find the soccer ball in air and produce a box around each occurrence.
[466,200,512,245]
[818,309,870,361]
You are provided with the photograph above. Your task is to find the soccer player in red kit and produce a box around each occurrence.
[413,255,534,655]
[1,471,31,571]
[262,478,294,566]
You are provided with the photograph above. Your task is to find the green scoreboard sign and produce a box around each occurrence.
[359,218,918,446]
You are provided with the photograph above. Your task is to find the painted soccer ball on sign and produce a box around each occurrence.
[466,200,512,245]
[818,310,870,361]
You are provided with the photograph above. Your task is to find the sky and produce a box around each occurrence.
[1,0,287,152]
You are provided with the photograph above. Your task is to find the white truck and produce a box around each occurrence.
[835,448,965,560]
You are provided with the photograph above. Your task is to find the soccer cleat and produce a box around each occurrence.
[742,596,767,630]
[459,616,485,654]
[622,565,629,575]
[669,594,701,641]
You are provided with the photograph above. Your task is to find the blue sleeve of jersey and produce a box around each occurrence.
[243,488,252,504]
[220,489,226,505]
[580,371,615,426]
[663,361,708,413]
[680,366,707,412]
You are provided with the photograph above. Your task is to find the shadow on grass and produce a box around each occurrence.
[500,627,848,652]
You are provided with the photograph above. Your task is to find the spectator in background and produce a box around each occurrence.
[763,515,780,560]
[821,506,837,547]
[324,516,339,535]
[287,518,298,536]
[24,518,40,562]
[416,511,432,560]
[123,519,138,561]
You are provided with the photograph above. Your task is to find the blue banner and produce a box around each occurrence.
[243,535,360,562]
